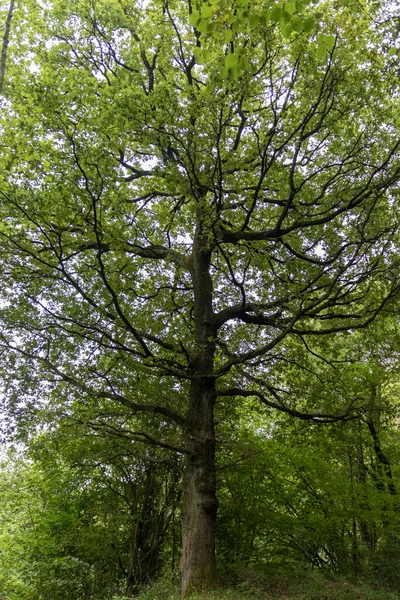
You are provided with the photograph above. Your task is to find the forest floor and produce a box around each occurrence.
[131,569,400,600]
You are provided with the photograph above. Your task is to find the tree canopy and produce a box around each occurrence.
[0,0,399,595]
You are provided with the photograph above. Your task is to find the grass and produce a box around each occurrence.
[113,568,400,600]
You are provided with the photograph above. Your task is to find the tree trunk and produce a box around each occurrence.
[367,418,397,496]
[181,202,219,596]
[181,383,218,596]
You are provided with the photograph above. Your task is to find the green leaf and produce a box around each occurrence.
[249,14,260,27]
[224,29,233,42]
[197,18,209,32]
[241,56,250,70]
[230,64,240,80]
[281,22,293,38]
[388,47,397,56]
[302,16,314,32]
[270,6,281,22]
[316,41,326,59]
[291,15,303,32]
[225,53,239,68]
[285,1,296,15]
[189,11,200,27]
[325,34,336,51]
[281,10,292,23]
[232,20,245,33]
[201,4,214,20]
[221,65,229,78]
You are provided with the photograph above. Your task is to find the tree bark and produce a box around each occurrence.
[181,202,219,596]
[181,384,218,596]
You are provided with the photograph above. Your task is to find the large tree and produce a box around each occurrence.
[0,0,399,594]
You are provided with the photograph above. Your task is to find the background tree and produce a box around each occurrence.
[0,0,399,594]
[0,432,182,599]
[215,324,400,585]
[0,0,15,94]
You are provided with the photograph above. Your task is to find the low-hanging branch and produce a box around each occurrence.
[217,387,364,423]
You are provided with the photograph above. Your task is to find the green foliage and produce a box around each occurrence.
[0,0,400,595]
[0,433,182,599]
[213,317,400,584]
[0,0,398,441]
[0,451,115,599]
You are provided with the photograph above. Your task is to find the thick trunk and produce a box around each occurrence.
[181,383,218,596]
[181,202,218,596]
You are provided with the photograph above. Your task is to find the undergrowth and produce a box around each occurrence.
[113,568,400,600]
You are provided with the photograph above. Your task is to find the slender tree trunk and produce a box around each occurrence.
[125,468,165,594]
[181,203,219,596]
[126,517,142,594]
[0,0,15,94]
[367,418,397,496]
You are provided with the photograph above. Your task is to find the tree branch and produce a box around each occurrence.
[217,387,363,423]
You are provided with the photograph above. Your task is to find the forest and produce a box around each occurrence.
[0,0,400,598]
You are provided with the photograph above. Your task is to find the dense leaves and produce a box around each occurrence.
[0,0,399,595]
